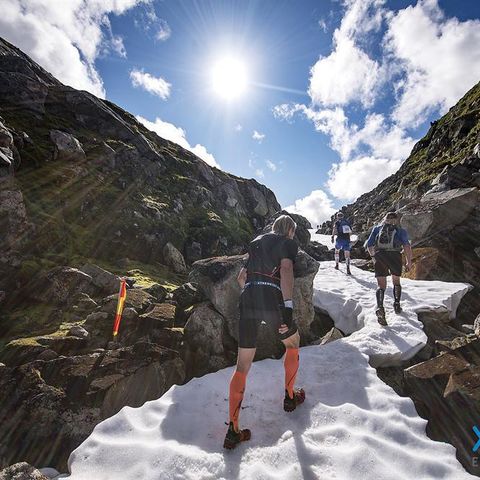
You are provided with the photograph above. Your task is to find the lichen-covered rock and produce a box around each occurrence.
[100,289,154,315]
[0,462,49,480]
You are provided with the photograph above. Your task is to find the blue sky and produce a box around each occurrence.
[2,0,480,225]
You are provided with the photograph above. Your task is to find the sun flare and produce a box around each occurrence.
[211,57,248,100]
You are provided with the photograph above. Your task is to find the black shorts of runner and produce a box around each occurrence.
[238,285,298,348]
[374,250,403,277]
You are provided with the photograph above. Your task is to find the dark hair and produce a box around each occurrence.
[385,211,398,219]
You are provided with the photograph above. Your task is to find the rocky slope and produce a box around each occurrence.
[0,38,325,472]
[0,35,280,298]
[0,36,286,469]
[320,81,480,323]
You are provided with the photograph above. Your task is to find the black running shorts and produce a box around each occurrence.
[238,285,298,348]
[374,250,403,277]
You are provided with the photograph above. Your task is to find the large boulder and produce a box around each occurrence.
[28,267,96,306]
[189,250,319,359]
[184,303,230,378]
[50,130,86,162]
[399,187,479,244]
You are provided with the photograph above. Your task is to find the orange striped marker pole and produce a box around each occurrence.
[112,278,127,340]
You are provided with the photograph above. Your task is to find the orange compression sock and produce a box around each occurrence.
[229,370,247,431]
[284,348,299,399]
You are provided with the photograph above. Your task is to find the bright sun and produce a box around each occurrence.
[211,57,248,100]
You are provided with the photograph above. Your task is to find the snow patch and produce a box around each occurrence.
[65,262,473,480]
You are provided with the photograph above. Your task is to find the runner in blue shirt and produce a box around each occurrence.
[366,211,413,325]
[331,212,353,275]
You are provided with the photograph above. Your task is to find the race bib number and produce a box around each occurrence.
[342,225,352,234]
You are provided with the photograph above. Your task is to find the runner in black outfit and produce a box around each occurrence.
[223,215,305,449]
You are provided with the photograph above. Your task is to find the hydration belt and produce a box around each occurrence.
[243,281,282,292]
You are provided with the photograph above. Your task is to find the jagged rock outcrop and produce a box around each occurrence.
[0,343,184,471]
[0,462,49,480]
[319,81,480,322]
[405,339,480,476]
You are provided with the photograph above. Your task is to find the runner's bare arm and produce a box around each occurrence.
[280,258,294,302]
[331,224,337,241]
[404,244,413,271]
[237,267,247,288]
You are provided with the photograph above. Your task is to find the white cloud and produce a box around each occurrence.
[136,115,220,168]
[326,156,400,201]
[156,19,171,41]
[255,169,265,178]
[266,160,277,172]
[0,0,149,98]
[286,189,336,226]
[309,0,386,108]
[385,0,480,127]
[235,124,243,132]
[318,18,328,33]
[130,68,171,99]
[134,4,171,42]
[252,130,266,142]
[275,0,480,203]
[309,37,383,108]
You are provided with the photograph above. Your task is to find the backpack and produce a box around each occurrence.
[376,224,400,250]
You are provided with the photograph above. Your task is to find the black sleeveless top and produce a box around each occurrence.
[245,233,298,286]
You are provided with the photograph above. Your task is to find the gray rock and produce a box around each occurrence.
[29,267,95,306]
[37,349,59,361]
[84,311,109,331]
[473,143,480,159]
[144,283,167,303]
[400,187,479,244]
[320,327,345,345]
[475,313,480,337]
[0,290,5,303]
[80,263,121,294]
[460,324,475,334]
[50,130,86,162]
[185,241,202,263]
[171,282,205,309]
[67,325,89,339]
[163,242,187,273]
[184,303,229,378]
[0,119,13,148]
